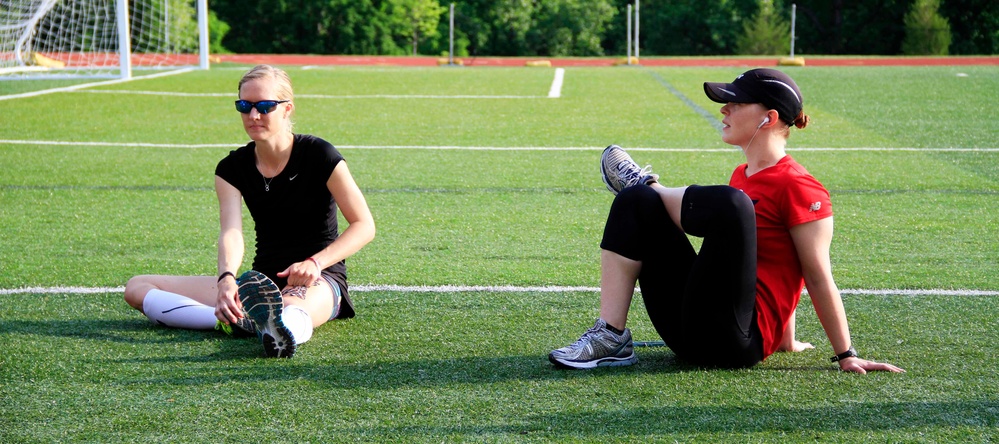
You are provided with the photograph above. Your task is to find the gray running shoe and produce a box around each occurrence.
[600,145,659,195]
[549,318,637,369]
[237,270,296,358]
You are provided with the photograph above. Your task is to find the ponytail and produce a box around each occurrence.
[793,112,810,129]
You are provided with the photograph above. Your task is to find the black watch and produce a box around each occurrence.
[830,346,858,362]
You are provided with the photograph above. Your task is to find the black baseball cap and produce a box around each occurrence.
[704,68,803,125]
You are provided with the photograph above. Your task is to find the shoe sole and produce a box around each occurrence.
[237,270,296,358]
[548,352,638,370]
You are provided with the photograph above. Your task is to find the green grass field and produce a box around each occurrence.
[1,64,997,442]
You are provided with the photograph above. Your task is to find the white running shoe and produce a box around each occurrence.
[600,145,658,195]
[549,318,637,369]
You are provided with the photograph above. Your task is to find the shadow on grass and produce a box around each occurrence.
[3,317,836,388]
[0,318,217,344]
[351,400,999,438]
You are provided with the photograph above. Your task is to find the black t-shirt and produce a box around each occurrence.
[214,134,348,294]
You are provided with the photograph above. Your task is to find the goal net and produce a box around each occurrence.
[0,0,207,79]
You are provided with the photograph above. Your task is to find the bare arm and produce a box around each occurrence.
[790,217,904,374]
[777,308,814,352]
[215,176,245,323]
[278,161,376,286]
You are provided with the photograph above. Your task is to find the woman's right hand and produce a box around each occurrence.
[215,276,241,324]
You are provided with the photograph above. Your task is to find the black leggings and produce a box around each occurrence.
[600,185,764,368]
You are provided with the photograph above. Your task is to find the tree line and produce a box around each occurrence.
[207,0,997,57]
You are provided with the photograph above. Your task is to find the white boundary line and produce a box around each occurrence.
[70,67,567,99]
[0,68,196,102]
[548,68,565,98]
[1,140,997,152]
[0,285,995,296]
[4,66,561,101]
[75,90,546,99]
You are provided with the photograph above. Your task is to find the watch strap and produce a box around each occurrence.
[830,346,858,362]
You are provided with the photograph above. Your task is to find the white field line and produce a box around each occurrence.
[76,90,545,99]
[0,285,995,296]
[1,140,997,152]
[72,69,567,100]
[0,68,196,102]
[548,68,565,98]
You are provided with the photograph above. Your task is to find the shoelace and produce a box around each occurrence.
[569,326,605,349]
[617,162,654,186]
[637,165,655,181]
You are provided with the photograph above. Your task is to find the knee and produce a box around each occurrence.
[123,276,153,310]
[718,186,755,218]
[613,184,660,209]
[681,186,756,236]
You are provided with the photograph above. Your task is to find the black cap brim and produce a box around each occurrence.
[704,82,757,104]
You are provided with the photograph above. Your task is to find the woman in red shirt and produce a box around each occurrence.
[550,68,904,374]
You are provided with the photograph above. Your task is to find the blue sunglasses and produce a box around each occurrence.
[235,99,289,114]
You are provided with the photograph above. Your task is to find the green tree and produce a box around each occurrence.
[208,10,231,54]
[329,0,405,55]
[626,0,755,56]
[529,0,616,56]
[131,0,199,52]
[735,0,790,55]
[390,0,446,55]
[939,0,998,54]
[794,0,910,55]
[902,0,951,55]
[411,0,531,56]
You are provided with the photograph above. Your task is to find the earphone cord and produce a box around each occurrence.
[744,126,762,153]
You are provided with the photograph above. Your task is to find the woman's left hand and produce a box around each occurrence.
[277,260,320,287]
[783,340,815,352]
[838,357,906,374]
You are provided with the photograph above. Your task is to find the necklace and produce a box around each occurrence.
[263,175,274,192]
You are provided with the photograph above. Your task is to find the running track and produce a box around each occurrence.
[215,54,999,67]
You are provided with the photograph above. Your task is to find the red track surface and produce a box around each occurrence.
[216,54,999,67]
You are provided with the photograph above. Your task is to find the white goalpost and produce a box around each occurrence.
[0,0,209,79]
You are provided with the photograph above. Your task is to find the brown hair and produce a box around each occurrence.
[779,112,810,139]
[793,112,810,129]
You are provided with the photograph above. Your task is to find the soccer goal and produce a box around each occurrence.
[0,0,209,80]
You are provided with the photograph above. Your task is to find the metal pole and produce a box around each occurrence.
[634,0,639,59]
[116,0,132,79]
[789,4,796,59]
[626,4,632,65]
[449,3,454,65]
[198,0,209,69]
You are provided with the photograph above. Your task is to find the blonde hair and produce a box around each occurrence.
[238,64,295,127]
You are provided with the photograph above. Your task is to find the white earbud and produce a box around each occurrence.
[757,116,770,129]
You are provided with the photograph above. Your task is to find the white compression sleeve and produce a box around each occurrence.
[282,305,314,344]
[142,289,218,330]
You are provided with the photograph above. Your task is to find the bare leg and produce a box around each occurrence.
[281,280,337,328]
[598,249,642,329]
[123,275,218,313]
[649,183,687,230]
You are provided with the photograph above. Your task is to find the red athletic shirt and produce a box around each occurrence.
[728,155,833,358]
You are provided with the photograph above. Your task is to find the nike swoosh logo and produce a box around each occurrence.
[289,174,298,181]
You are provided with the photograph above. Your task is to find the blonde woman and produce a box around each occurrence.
[125,65,375,358]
